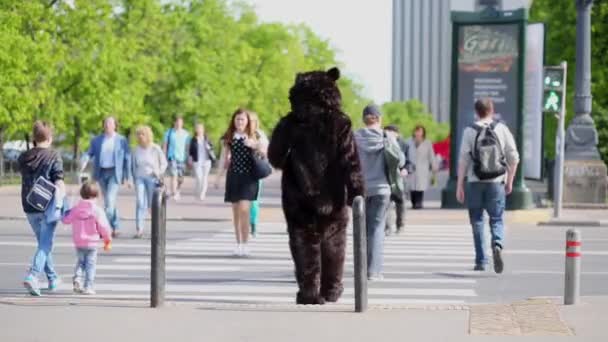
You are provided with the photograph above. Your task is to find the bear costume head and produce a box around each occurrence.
[288,67,342,115]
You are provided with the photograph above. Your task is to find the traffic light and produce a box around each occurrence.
[543,66,566,113]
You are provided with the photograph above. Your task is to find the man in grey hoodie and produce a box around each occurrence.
[355,104,404,281]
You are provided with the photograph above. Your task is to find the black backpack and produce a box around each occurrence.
[470,121,507,180]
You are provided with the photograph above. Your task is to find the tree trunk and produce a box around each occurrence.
[73,116,81,173]
[0,127,5,179]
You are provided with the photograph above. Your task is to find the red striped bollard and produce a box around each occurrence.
[564,229,581,305]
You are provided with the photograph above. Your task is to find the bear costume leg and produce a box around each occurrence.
[320,214,347,302]
[288,223,325,305]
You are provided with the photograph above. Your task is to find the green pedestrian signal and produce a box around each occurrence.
[543,66,566,113]
[544,90,561,112]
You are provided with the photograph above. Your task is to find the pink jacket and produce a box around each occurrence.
[62,200,112,248]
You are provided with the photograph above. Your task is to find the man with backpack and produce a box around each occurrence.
[456,98,519,273]
[355,105,404,281]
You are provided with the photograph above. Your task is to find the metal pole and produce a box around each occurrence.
[151,187,166,308]
[352,196,368,313]
[564,229,582,305]
[554,61,567,219]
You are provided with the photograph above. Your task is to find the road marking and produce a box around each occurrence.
[54,283,477,297]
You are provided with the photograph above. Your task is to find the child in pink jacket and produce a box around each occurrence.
[62,182,111,295]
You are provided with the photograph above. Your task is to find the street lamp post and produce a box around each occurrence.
[561,0,608,205]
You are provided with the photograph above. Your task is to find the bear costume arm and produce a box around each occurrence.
[337,121,365,206]
[267,116,290,170]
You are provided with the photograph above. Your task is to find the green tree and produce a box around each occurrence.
[530,0,608,164]
[381,100,450,142]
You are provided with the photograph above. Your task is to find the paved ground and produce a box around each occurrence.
[1,173,607,339]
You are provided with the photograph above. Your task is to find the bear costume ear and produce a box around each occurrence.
[295,73,303,83]
[327,67,340,81]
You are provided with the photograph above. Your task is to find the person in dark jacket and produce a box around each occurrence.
[188,123,216,201]
[384,125,413,234]
[19,121,66,296]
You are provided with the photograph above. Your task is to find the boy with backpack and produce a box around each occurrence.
[355,105,404,281]
[456,98,519,273]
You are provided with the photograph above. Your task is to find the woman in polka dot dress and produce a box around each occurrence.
[216,109,261,256]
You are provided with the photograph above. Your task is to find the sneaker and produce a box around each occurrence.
[111,230,120,239]
[46,277,61,292]
[493,245,504,274]
[133,231,144,239]
[241,244,250,257]
[82,288,96,295]
[232,244,242,257]
[473,264,487,271]
[174,192,181,201]
[23,275,41,296]
[73,278,83,294]
[368,274,384,282]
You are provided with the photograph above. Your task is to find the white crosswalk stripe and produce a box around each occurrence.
[44,224,481,306]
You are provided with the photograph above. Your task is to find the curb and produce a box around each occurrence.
[537,219,608,227]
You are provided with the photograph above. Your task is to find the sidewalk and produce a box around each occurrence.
[0,296,606,340]
[1,173,605,225]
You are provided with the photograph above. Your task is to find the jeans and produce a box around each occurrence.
[25,213,58,282]
[193,161,212,199]
[74,248,97,289]
[99,168,120,230]
[466,182,506,266]
[366,195,391,276]
[135,176,158,231]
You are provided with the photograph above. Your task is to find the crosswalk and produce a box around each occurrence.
[44,223,481,306]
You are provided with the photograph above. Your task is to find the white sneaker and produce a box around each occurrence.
[368,274,384,282]
[241,244,250,257]
[174,192,181,201]
[233,244,242,257]
[72,278,82,294]
[82,288,96,295]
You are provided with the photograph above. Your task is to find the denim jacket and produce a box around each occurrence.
[82,134,131,183]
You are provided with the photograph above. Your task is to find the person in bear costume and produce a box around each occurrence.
[268,67,364,305]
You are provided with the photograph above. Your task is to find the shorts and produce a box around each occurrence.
[168,160,186,178]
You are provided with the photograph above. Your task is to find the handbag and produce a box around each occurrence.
[26,161,57,212]
[251,152,272,180]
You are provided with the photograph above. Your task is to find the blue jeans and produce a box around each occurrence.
[366,195,391,276]
[99,168,120,230]
[74,248,97,289]
[466,182,506,266]
[135,176,158,231]
[26,213,58,282]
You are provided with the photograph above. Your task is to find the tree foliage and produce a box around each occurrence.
[0,0,375,156]
[381,100,450,142]
[530,0,608,164]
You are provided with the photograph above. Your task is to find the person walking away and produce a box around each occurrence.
[132,125,167,238]
[406,125,438,209]
[19,121,66,296]
[163,115,190,201]
[248,112,269,237]
[61,182,112,295]
[80,116,131,237]
[384,125,413,235]
[188,123,216,201]
[215,109,261,257]
[457,98,519,273]
[355,105,404,281]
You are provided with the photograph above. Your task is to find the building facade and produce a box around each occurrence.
[391,0,533,123]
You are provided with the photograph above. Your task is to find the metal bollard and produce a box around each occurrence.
[151,187,167,308]
[352,196,368,313]
[564,229,582,305]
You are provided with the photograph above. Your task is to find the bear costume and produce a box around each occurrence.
[268,67,364,305]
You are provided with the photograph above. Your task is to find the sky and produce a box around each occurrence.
[245,0,393,104]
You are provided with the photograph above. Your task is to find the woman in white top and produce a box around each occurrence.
[406,125,438,209]
[132,125,167,238]
[188,123,216,201]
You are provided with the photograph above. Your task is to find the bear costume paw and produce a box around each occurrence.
[296,292,326,305]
